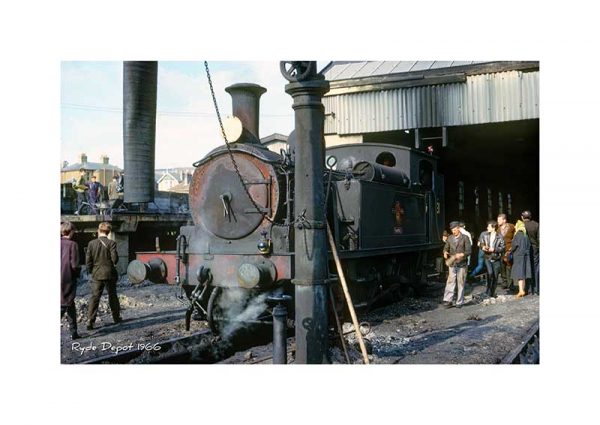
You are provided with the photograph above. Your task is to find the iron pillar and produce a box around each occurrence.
[283,63,330,364]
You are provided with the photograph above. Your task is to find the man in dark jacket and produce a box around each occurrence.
[61,221,81,339]
[479,220,506,298]
[521,210,539,295]
[497,213,516,291]
[442,221,472,308]
[85,222,121,330]
[87,175,103,214]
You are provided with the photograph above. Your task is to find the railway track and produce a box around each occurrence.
[82,330,215,364]
[500,321,539,364]
[82,326,276,364]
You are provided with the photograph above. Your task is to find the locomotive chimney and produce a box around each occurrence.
[123,61,158,204]
[224,83,267,142]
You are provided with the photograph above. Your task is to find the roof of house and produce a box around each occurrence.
[260,133,288,145]
[62,162,122,172]
[157,172,179,184]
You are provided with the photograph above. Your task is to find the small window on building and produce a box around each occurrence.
[487,188,493,219]
[474,186,480,218]
[376,152,396,167]
[458,181,464,216]
[498,192,503,214]
[419,160,433,190]
[507,193,512,216]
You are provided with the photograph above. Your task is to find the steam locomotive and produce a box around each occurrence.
[128,83,445,335]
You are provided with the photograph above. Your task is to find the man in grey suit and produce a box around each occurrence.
[85,222,122,330]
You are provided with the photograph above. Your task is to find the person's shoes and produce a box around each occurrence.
[86,323,93,331]
[113,317,123,325]
[516,291,526,298]
[71,332,81,340]
[442,301,453,308]
[455,304,463,309]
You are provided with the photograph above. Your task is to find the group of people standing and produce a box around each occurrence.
[74,169,124,215]
[442,210,539,308]
[60,221,122,339]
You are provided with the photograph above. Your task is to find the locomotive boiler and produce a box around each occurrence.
[128,83,445,335]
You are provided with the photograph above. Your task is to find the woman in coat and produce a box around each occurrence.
[61,221,80,339]
[510,220,532,298]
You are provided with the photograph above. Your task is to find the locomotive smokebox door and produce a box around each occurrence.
[189,153,277,239]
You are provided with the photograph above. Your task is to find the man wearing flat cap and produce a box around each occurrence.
[442,221,472,308]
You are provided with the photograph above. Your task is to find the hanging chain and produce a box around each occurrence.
[204,61,274,222]
[203,61,338,231]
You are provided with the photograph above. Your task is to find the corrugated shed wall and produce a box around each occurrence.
[324,70,539,134]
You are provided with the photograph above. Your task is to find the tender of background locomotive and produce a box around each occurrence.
[128,83,445,334]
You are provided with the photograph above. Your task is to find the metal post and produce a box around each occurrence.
[414,128,421,149]
[282,62,330,364]
[272,304,288,364]
[442,126,448,147]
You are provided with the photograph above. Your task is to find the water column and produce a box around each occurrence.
[282,62,330,364]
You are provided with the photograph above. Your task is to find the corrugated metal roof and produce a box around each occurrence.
[323,70,539,134]
[323,61,492,80]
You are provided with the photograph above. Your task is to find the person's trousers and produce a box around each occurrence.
[61,304,78,336]
[87,279,121,324]
[76,192,86,213]
[533,251,539,294]
[469,249,485,277]
[443,266,467,305]
[500,261,513,288]
[529,248,540,294]
[484,259,501,297]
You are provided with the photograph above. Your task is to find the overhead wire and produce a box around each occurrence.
[61,102,292,118]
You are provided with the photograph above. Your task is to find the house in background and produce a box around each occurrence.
[260,133,288,153]
[155,168,194,193]
[61,153,122,186]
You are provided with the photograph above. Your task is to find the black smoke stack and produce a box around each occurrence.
[123,61,158,203]
[225,83,266,142]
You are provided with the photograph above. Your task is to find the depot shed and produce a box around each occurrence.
[321,61,540,228]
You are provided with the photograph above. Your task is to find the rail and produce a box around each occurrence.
[82,330,212,364]
[500,321,539,364]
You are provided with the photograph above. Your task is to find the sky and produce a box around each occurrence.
[61,61,328,169]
